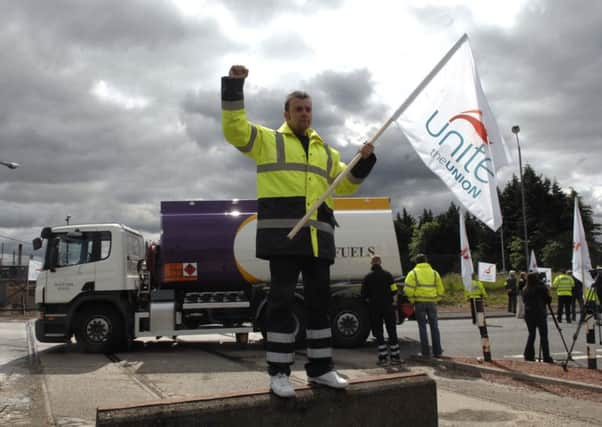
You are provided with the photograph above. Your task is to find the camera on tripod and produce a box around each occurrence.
[589,268,602,280]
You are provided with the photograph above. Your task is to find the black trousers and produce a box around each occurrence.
[571,294,584,321]
[369,306,398,347]
[507,294,517,313]
[266,256,333,377]
[557,295,572,322]
[524,313,551,361]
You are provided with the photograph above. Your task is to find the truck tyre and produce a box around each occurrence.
[75,305,124,353]
[331,301,370,348]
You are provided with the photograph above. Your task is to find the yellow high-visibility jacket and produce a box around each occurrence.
[552,274,575,296]
[221,77,375,260]
[404,262,445,303]
[464,279,487,300]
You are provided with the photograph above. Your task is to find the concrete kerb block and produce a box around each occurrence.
[410,355,602,394]
[97,372,437,427]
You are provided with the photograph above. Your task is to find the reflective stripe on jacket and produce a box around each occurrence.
[404,262,445,303]
[552,274,574,296]
[222,77,375,260]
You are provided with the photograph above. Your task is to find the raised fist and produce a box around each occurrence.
[229,65,248,79]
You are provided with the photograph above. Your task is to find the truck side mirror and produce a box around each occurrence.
[32,238,43,250]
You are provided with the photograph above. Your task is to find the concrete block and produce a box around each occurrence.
[97,372,437,427]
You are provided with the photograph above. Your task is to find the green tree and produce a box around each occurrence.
[541,240,569,271]
[509,236,526,271]
[394,209,415,273]
[399,165,602,274]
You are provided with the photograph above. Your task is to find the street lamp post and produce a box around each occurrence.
[500,226,506,273]
[512,125,529,272]
[0,161,20,169]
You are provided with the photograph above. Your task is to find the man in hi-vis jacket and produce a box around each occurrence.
[222,65,376,398]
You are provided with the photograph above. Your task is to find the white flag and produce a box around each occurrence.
[572,199,594,288]
[397,35,511,231]
[459,210,474,291]
[528,250,538,272]
[478,262,497,282]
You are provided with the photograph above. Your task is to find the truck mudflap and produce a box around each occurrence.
[35,317,71,343]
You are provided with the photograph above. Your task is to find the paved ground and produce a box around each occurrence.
[1,312,601,426]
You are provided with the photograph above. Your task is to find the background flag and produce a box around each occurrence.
[572,199,594,288]
[528,249,538,272]
[397,35,511,231]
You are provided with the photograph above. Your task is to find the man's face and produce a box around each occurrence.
[284,97,312,135]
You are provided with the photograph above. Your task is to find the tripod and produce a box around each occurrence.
[536,301,571,362]
[545,302,571,360]
[561,277,601,371]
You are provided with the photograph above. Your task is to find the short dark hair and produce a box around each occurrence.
[414,253,427,264]
[284,91,311,112]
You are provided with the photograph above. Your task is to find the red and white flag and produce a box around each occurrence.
[459,210,474,292]
[528,250,538,273]
[397,35,511,231]
[572,199,594,288]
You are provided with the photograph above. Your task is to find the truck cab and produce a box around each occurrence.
[33,224,144,351]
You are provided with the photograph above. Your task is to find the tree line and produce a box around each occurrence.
[394,165,601,275]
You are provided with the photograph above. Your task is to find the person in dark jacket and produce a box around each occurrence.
[522,272,554,363]
[361,256,401,366]
[571,276,584,321]
[505,271,518,313]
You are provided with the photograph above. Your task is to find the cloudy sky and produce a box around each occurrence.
[1,0,601,261]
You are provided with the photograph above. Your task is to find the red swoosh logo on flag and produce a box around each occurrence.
[574,241,581,251]
[460,247,470,259]
[449,109,490,144]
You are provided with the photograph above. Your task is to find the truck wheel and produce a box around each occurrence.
[331,301,370,348]
[75,306,124,353]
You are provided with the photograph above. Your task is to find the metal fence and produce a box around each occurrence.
[0,265,36,311]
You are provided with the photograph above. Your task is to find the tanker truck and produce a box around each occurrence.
[32,197,403,353]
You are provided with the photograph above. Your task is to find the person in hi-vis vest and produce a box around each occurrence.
[552,270,575,323]
[222,65,376,398]
[404,254,445,358]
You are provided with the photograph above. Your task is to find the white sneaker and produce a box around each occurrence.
[308,370,349,389]
[270,373,296,398]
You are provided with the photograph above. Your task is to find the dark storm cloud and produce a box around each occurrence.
[309,69,382,116]
[0,0,242,253]
[2,0,201,48]
[3,0,602,259]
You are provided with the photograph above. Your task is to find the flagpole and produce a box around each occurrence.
[576,199,586,287]
[288,33,470,239]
